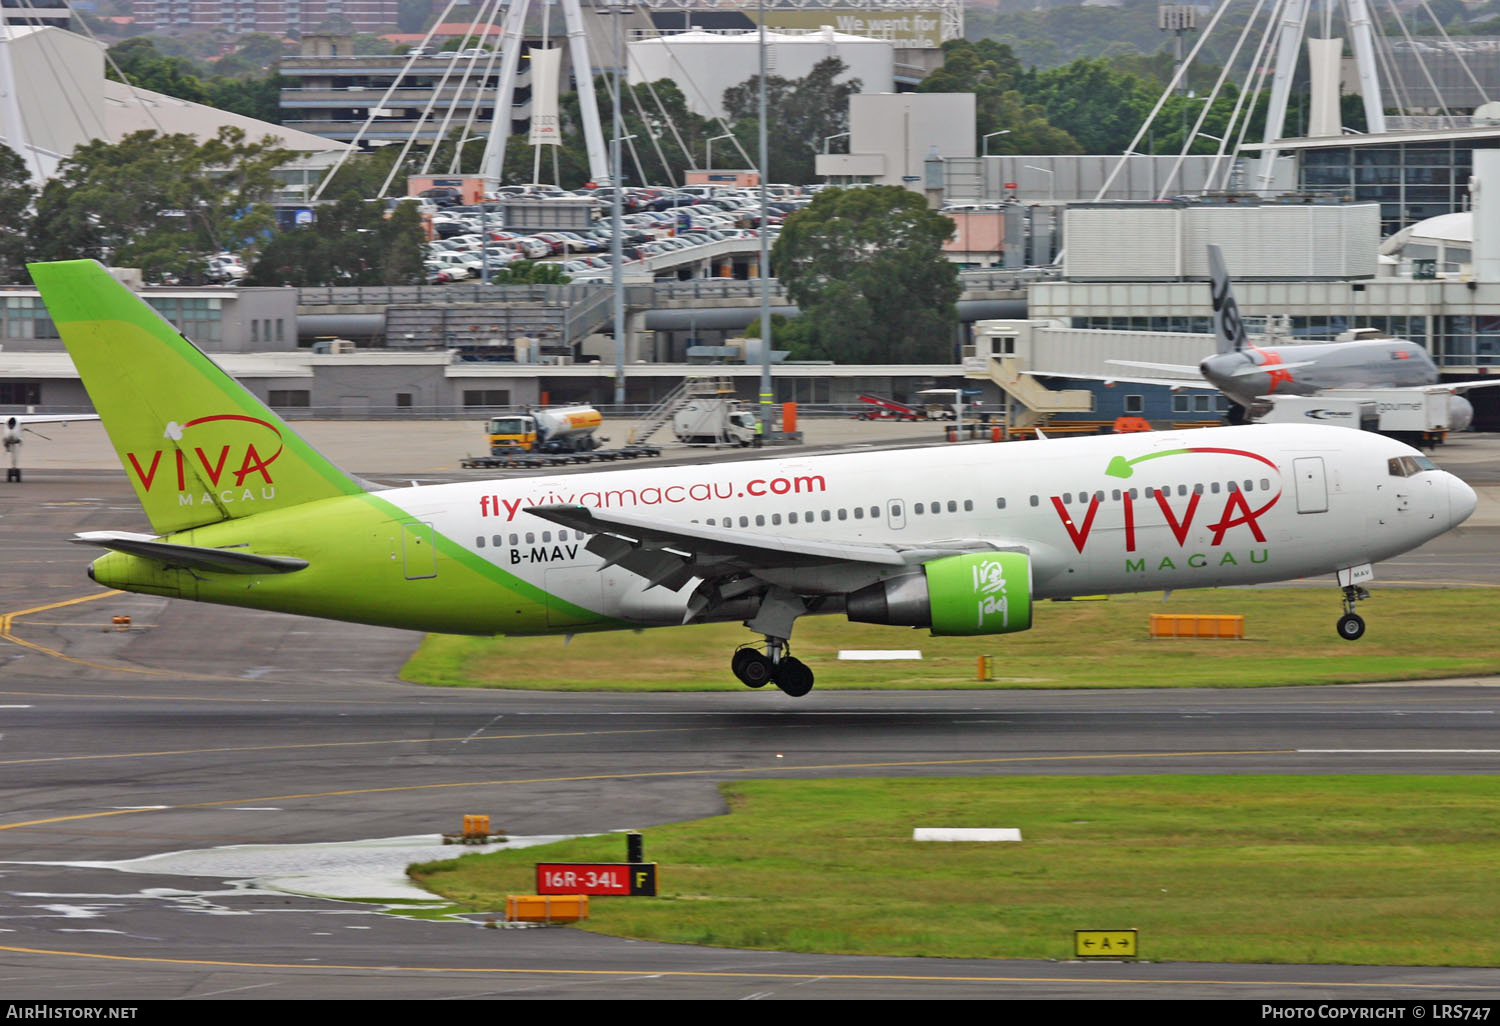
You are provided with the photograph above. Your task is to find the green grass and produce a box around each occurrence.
[408,776,1500,965]
[402,587,1500,691]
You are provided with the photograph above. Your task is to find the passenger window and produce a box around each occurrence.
[492,535,502,546]
[1029,495,1039,507]
[821,510,831,522]
[1063,493,1072,504]
[854,507,864,519]
[772,514,781,525]
[838,509,848,521]
[1177,485,1187,497]
[996,497,1006,509]
[871,506,880,518]
[1243,480,1253,492]
[915,503,925,514]
[475,536,485,548]
[1093,491,1104,502]
[963,500,973,511]
[947,500,957,512]
[789,512,798,524]
[542,531,551,542]
[1211,482,1221,493]
[1193,483,1203,495]
[755,515,765,527]
[525,532,534,544]
[1261,478,1271,490]
[1111,490,1121,501]
[1227,481,1239,492]
[509,534,518,545]
[1128,489,1137,500]
[739,516,749,528]
[891,504,902,517]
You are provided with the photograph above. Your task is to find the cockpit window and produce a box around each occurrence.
[1388,455,1436,477]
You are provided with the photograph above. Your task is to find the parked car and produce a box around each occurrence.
[419,187,464,208]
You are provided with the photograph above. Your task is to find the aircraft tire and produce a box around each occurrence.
[774,657,814,698]
[733,649,773,688]
[1337,613,1366,641]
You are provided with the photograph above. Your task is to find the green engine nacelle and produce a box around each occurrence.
[845,552,1034,636]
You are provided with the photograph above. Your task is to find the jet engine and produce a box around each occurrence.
[845,552,1033,636]
[1449,394,1474,433]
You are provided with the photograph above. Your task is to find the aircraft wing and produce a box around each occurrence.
[1431,379,1500,393]
[526,503,1023,610]
[1106,359,1207,378]
[1026,368,1206,390]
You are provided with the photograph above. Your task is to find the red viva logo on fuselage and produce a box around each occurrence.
[126,415,284,493]
[1051,448,1283,554]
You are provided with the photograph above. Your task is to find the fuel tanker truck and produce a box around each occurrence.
[486,406,603,454]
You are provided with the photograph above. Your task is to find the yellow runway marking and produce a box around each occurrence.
[0,943,1494,990]
[1,591,256,682]
[0,749,1297,832]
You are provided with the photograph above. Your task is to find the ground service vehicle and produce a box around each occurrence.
[487,406,603,453]
[673,399,757,445]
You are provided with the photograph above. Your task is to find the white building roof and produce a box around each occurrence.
[103,81,350,157]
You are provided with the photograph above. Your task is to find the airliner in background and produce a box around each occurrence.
[30,260,1478,697]
[1048,244,1500,428]
[4,412,99,482]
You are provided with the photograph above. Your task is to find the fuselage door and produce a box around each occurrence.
[1292,457,1329,514]
[887,499,906,530]
[402,520,438,579]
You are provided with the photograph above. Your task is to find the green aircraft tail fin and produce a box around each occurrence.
[29,260,365,535]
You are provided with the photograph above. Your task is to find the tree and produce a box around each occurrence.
[244,152,426,287]
[106,37,210,104]
[723,57,860,184]
[772,186,960,364]
[921,39,1080,154]
[0,144,35,284]
[1022,57,1156,154]
[31,127,292,281]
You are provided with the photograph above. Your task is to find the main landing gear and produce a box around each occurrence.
[732,639,814,697]
[1337,584,1369,641]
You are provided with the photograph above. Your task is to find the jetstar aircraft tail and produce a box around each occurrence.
[1207,244,1248,355]
[28,260,365,534]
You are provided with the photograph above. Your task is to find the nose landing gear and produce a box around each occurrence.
[731,639,815,697]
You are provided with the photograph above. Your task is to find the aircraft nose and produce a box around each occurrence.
[1448,474,1478,528]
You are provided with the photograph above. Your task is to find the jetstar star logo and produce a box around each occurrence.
[125,415,284,500]
[1252,349,1297,392]
[1050,447,1283,555]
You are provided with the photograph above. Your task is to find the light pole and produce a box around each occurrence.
[823,131,849,154]
[1024,164,1055,202]
[608,0,626,407]
[982,129,1011,156]
[706,132,733,171]
[756,0,771,434]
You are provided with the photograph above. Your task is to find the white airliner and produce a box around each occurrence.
[30,259,1481,697]
[4,413,99,482]
[1047,245,1500,427]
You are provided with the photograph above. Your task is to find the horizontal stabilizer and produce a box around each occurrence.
[72,531,309,574]
[1230,360,1316,377]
